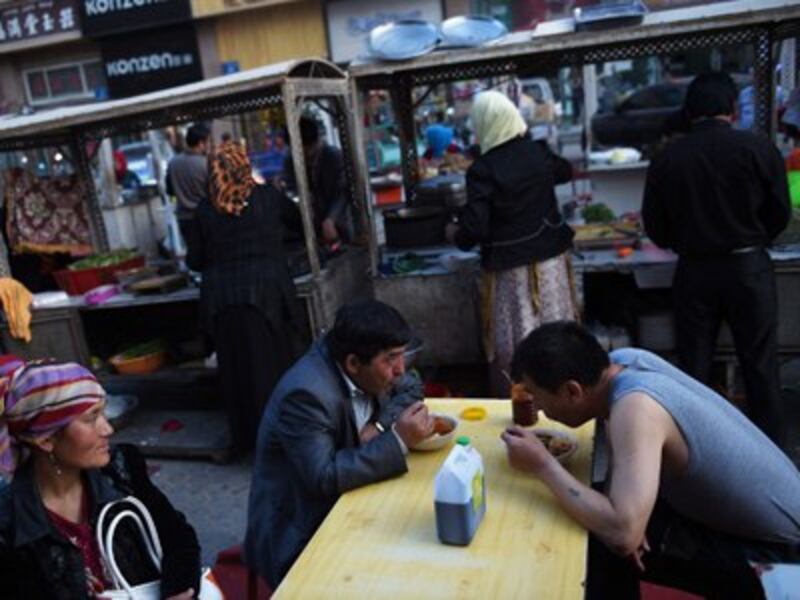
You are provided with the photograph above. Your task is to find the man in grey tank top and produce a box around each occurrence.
[502,321,800,598]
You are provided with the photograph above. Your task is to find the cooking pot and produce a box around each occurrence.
[415,174,467,209]
[383,205,448,248]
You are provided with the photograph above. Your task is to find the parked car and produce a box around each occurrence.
[591,82,687,149]
[118,139,173,197]
[519,77,561,152]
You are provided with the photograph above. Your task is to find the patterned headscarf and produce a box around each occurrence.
[208,141,256,216]
[0,358,105,479]
[470,90,528,154]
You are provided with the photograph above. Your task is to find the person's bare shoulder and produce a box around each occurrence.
[608,391,673,449]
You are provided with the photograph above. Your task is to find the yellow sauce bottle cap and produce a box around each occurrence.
[460,406,487,421]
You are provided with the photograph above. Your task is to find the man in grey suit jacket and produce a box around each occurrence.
[244,300,434,587]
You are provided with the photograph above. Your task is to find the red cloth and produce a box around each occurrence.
[786,148,800,172]
[4,168,92,255]
[46,489,108,596]
[113,150,128,183]
[212,544,272,600]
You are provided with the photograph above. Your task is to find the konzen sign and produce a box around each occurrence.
[100,23,201,98]
[81,0,189,36]
[105,51,194,76]
[85,0,168,16]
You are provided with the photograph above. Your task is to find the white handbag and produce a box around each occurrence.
[96,496,224,600]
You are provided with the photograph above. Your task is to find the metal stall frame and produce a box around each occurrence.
[0,58,369,336]
[350,0,800,278]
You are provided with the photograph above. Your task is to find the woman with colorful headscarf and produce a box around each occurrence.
[187,141,302,454]
[0,358,200,599]
[446,90,578,396]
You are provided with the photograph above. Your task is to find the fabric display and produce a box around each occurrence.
[4,168,92,255]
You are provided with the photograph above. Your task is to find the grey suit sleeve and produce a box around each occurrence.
[375,371,424,429]
[277,391,408,498]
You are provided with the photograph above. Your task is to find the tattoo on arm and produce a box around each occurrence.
[568,487,581,498]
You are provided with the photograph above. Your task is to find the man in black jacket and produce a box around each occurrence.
[282,115,351,245]
[244,300,434,587]
[642,72,791,444]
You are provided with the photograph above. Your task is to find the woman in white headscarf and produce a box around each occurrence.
[446,90,578,396]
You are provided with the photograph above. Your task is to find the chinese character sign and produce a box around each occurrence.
[0,0,79,44]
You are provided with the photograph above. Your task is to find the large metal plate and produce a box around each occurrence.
[574,0,648,32]
[368,20,439,61]
[440,15,507,47]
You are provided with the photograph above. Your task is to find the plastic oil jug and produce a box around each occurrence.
[434,435,486,545]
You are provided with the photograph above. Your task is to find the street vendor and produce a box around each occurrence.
[503,321,800,599]
[244,300,434,587]
[282,115,351,246]
[445,90,577,397]
[642,72,791,445]
[167,123,211,253]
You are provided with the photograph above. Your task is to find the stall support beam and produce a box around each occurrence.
[73,133,109,252]
[283,84,322,279]
[391,75,420,205]
[350,84,379,277]
[754,28,774,138]
[336,93,370,250]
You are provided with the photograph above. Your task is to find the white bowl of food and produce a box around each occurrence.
[410,414,458,452]
[533,428,578,464]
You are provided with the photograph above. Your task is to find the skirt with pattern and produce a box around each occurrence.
[480,252,579,380]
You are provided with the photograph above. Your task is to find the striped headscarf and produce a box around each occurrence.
[0,358,105,479]
[208,141,256,216]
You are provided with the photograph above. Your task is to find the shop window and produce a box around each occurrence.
[23,60,105,106]
[26,71,48,102]
[47,66,84,96]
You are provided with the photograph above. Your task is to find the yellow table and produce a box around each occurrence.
[274,399,596,599]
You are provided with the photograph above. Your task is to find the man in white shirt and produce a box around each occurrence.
[245,300,433,587]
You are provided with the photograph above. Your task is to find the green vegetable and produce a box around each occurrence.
[581,203,616,224]
[118,339,166,360]
[68,249,138,271]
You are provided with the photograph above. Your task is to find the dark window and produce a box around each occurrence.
[26,71,48,100]
[47,66,83,96]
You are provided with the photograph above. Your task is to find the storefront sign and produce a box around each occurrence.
[325,0,443,63]
[191,0,304,19]
[81,0,190,37]
[100,23,201,98]
[0,0,79,45]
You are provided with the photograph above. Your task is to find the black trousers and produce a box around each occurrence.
[672,249,783,444]
[213,305,296,452]
[587,500,800,600]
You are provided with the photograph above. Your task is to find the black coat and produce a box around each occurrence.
[642,119,791,257]
[0,444,200,600]
[186,184,300,336]
[454,136,574,271]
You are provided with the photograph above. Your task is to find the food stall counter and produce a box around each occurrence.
[275,399,595,600]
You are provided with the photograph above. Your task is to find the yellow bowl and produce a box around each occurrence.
[109,349,167,375]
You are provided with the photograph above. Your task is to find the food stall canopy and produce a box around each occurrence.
[350,0,797,82]
[0,58,345,149]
